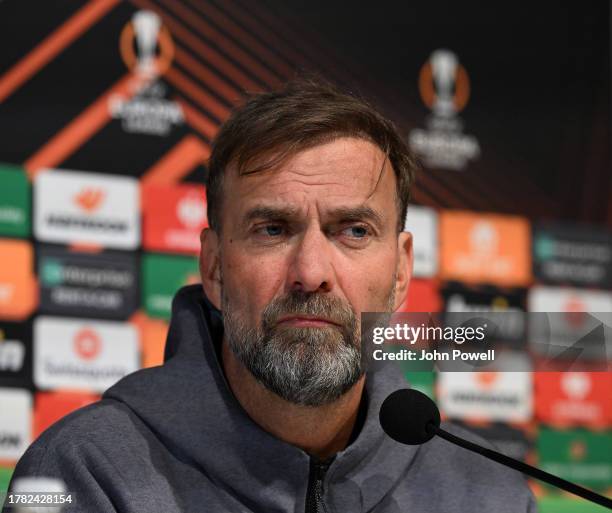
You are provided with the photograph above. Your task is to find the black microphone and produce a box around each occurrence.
[379,389,612,510]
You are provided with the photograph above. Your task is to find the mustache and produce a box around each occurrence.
[261,291,356,331]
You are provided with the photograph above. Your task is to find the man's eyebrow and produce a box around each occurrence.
[241,205,386,227]
[242,205,301,224]
[327,206,385,227]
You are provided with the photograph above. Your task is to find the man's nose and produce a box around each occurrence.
[287,225,335,293]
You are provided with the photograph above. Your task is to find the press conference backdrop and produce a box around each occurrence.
[0,1,611,511]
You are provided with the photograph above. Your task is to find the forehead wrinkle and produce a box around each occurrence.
[268,176,347,189]
[240,198,387,229]
[257,140,383,189]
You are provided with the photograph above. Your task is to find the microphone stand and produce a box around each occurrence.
[427,422,612,509]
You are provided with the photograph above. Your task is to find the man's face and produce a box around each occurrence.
[202,137,412,405]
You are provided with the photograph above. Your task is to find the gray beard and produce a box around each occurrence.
[222,285,395,407]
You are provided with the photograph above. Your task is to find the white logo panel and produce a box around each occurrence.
[34,169,140,249]
[404,205,438,277]
[34,317,139,393]
[528,286,612,312]
[0,388,32,461]
[437,370,532,422]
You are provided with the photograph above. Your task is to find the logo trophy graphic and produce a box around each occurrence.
[132,10,161,77]
[120,9,174,78]
[430,49,458,119]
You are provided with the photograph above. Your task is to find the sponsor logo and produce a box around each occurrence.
[528,288,612,359]
[0,164,30,238]
[419,49,470,117]
[528,286,612,312]
[533,223,612,287]
[538,428,612,490]
[0,432,21,449]
[561,372,590,400]
[443,286,526,344]
[0,340,25,372]
[34,317,139,393]
[0,208,24,224]
[409,49,480,170]
[109,82,184,136]
[120,10,174,77]
[438,369,532,422]
[537,237,612,262]
[34,169,140,249]
[562,295,588,329]
[73,328,101,360]
[470,221,498,255]
[45,214,128,232]
[440,211,531,286]
[535,372,611,428]
[0,388,32,460]
[142,253,200,319]
[74,187,105,213]
[0,239,37,320]
[143,184,208,254]
[177,191,207,229]
[404,206,437,278]
[475,371,499,388]
[569,440,587,460]
[111,10,184,136]
[38,245,138,320]
[41,260,133,288]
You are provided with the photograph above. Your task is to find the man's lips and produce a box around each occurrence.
[276,315,341,328]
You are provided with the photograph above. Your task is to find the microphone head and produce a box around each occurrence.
[379,388,441,445]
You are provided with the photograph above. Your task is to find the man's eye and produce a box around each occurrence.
[343,225,370,238]
[256,224,284,237]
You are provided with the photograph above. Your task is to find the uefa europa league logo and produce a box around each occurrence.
[119,9,174,77]
[410,48,479,170]
[419,48,470,118]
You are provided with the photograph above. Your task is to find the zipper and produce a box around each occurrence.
[305,457,332,513]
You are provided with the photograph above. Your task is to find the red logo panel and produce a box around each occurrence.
[143,183,208,255]
[535,372,612,428]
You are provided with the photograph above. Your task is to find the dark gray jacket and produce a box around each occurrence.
[5,285,536,512]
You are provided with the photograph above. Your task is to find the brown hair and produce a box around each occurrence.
[206,78,418,233]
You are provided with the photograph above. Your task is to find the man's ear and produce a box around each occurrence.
[200,227,222,310]
[394,231,413,311]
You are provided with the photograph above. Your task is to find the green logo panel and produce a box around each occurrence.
[538,496,611,513]
[0,466,13,493]
[0,164,30,237]
[537,427,612,492]
[142,253,200,320]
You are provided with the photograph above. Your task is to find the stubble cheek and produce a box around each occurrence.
[362,268,397,311]
[224,253,284,326]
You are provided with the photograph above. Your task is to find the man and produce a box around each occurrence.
[5,80,536,512]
